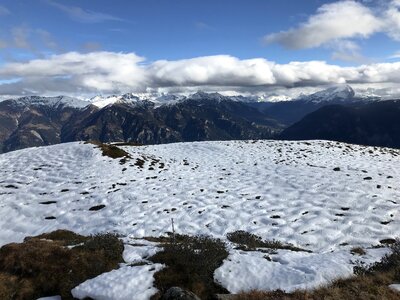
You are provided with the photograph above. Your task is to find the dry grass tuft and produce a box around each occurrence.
[87,141,131,160]
[0,230,124,300]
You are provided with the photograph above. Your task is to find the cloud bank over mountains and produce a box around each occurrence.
[1,51,400,98]
[2,1,400,99]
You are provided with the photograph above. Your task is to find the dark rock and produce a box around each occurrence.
[89,204,106,211]
[214,295,236,300]
[161,287,201,300]
[39,201,57,205]
[380,238,396,245]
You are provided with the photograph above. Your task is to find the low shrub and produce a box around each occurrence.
[149,234,229,299]
[350,247,366,256]
[227,230,310,252]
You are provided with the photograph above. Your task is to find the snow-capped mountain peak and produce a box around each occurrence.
[89,93,144,108]
[298,84,355,103]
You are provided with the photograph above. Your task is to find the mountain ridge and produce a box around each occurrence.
[0,86,397,153]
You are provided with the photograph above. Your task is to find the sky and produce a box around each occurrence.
[1,0,400,99]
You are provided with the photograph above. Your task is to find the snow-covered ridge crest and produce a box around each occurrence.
[8,95,90,109]
[89,91,258,108]
[89,92,188,108]
[0,84,382,109]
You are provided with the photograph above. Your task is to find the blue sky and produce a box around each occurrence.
[1,0,400,98]
[1,0,396,63]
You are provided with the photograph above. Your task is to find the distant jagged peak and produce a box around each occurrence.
[297,84,356,103]
[187,91,255,103]
[189,91,225,100]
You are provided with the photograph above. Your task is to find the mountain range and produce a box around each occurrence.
[1,85,398,153]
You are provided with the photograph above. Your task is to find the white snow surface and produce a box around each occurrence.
[389,284,400,291]
[215,247,389,293]
[0,139,399,294]
[71,264,163,300]
[71,238,162,300]
[122,243,159,263]
[90,94,143,108]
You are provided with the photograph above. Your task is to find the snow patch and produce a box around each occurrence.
[389,284,400,291]
[215,247,389,293]
[71,264,163,300]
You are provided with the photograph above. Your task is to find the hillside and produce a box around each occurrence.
[280,100,400,148]
[0,140,399,298]
[0,94,281,153]
[1,86,391,153]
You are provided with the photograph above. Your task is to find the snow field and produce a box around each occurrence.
[1,139,399,296]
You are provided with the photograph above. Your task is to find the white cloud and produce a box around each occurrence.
[0,52,147,94]
[384,0,400,40]
[388,50,400,59]
[11,26,31,49]
[2,52,400,96]
[263,0,400,62]
[36,29,58,50]
[195,21,213,30]
[148,56,276,86]
[264,1,382,49]
[0,5,10,16]
[330,40,366,63]
[46,0,124,23]
[81,42,102,52]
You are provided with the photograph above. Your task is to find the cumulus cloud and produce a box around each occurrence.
[0,52,146,94]
[264,1,382,49]
[263,0,400,62]
[384,0,400,40]
[148,56,276,87]
[2,51,400,96]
